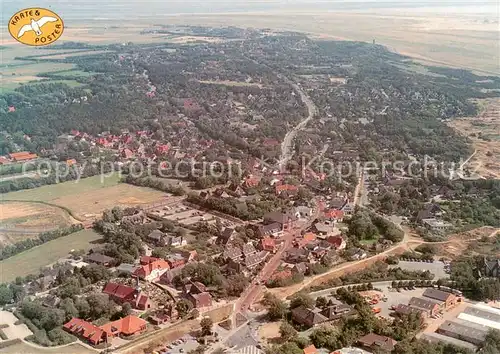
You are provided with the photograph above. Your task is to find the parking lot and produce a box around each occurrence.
[149,204,238,227]
[157,334,199,354]
[389,260,449,279]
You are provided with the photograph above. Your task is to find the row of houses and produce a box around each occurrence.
[0,151,39,164]
[63,315,147,345]
[395,288,459,319]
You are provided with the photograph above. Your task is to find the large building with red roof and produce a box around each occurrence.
[102,282,153,310]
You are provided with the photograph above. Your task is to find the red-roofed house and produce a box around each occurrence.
[244,176,260,189]
[139,256,159,265]
[260,237,277,253]
[326,236,346,250]
[9,151,38,162]
[121,148,134,159]
[324,209,344,222]
[8,106,16,113]
[102,282,153,310]
[63,318,108,345]
[296,232,317,248]
[133,259,170,282]
[303,344,318,354]
[0,156,11,165]
[156,144,170,155]
[100,315,147,338]
[275,184,299,196]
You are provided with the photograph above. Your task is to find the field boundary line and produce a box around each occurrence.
[0,199,84,222]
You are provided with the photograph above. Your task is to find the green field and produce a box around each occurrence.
[0,229,102,282]
[0,341,96,354]
[3,174,121,202]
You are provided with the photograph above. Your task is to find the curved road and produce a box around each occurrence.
[277,79,318,169]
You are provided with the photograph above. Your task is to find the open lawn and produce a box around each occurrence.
[0,229,102,282]
[0,201,74,247]
[3,175,167,220]
[0,341,96,354]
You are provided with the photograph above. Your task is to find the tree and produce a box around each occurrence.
[310,325,340,350]
[290,292,314,309]
[176,299,193,317]
[59,298,78,322]
[263,293,287,320]
[200,317,213,336]
[0,285,13,305]
[315,296,328,309]
[279,321,297,341]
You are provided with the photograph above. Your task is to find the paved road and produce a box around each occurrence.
[277,78,318,169]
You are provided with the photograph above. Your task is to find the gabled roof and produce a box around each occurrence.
[408,297,440,311]
[324,209,344,220]
[224,246,243,260]
[103,282,136,300]
[423,288,455,303]
[303,344,317,354]
[100,315,147,336]
[63,318,106,344]
[291,306,327,326]
[133,259,170,278]
[242,243,257,255]
[87,253,114,264]
[358,333,397,351]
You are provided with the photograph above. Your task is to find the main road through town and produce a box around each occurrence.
[278,78,319,169]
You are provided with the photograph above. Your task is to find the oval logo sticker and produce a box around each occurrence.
[8,8,64,46]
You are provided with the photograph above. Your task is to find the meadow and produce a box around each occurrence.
[0,229,102,282]
[2,175,167,220]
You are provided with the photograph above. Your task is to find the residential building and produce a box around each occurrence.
[291,306,327,328]
[114,263,137,275]
[263,211,297,231]
[303,344,318,354]
[242,243,257,256]
[320,304,353,320]
[63,318,108,345]
[166,254,186,269]
[423,288,457,309]
[133,258,170,282]
[100,315,147,338]
[256,222,283,238]
[224,246,243,261]
[86,253,114,267]
[218,227,236,245]
[293,263,308,275]
[357,333,397,352]
[147,230,165,245]
[159,266,184,285]
[286,248,311,263]
[326,236,346,250]
[187,292,213,309]
[421,218,453,232]
[482,258,500,278]
[295,206,312,218]
[102,282,153,310]
[9,151,38,162]
[260,237,277,252]
[275,184,299,197]
[245,251,267,269]
[416,204,442,222]
[324,209,344,222]
[165,235,187,248]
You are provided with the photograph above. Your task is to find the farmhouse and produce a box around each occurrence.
[63,318,108,345]
[423,288,457,309]
[100,315,147,338]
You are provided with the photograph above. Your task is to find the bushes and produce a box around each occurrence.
[0,329,8,340]
[0,224,84,261]
[266,273,304,288]
[123,175,185,196]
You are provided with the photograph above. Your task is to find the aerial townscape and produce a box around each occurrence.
[0,2,500,354]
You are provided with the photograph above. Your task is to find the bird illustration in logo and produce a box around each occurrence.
[17,17,58,38]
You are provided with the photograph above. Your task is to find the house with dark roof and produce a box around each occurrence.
[86,253,114,267]
[482,258,500,278]
[423,288,457,309]
[291,306,328,328]
[159,265,184,285]
[263,211,297,231]
[256,222,283,238]
[217,227,236,245]
[242,243,257,256]
[224,246,243,261]
[395,304,428,319]
[416,203,442,222]
[245,251,267,269]
[147,230,165,245]
[320,304,353,321]
[187,292,213,309]
[357,333,397,352]
[437,320,488,346]
[286,248,311,263]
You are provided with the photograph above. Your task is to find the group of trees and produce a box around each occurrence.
[186,192,284,221]
[0,224,83,261]
[449,256,500,301]
[347,210,404,244]
[123,175,185,196]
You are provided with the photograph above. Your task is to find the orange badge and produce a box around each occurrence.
[8,8,64,46]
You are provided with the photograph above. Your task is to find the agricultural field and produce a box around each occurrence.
[0,201,74,247]
[2,175,167,221]
[0,229,102,282]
